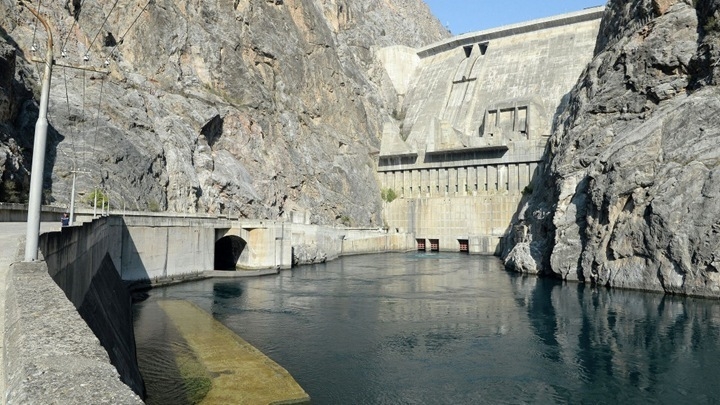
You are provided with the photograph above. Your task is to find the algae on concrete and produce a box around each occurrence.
[158,300,310,405]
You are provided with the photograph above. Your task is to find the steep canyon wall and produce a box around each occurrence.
[504,0,720,297]
[0,0,448,226]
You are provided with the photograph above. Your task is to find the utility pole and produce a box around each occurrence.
[19,0,118,256]
[68,168,90,225]
[23,1,53,262]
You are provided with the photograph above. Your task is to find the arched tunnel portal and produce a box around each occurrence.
[214,235,247,270]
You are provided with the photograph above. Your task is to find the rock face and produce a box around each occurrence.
[0,0,448,225]
[0,35,33,204]
[503,0,720,297]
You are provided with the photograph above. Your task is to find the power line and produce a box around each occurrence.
[91,76,106,165]
[105,0,152,61]
[62,66,78,168]
[29,0,43,52]
[60,0,88,58]
[81,69,87,169]
[85,0,120,60]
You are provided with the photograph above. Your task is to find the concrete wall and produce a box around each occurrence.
[376,9,602,256]
[41,217,124,303]
[38,216,145,397]
[403,8,603,140]
[289,224,415,264]
[342,231,416,256]
[383,193,525,253]
[121,223,215,280]
[0,202,71,223]
[4,260,143,404]
[220,222,293,270]
[290,224,345,262]
[376,45,421,96]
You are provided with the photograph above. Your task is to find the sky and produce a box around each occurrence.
[423,0,608,35]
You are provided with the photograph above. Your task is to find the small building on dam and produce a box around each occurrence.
[376,7,604,254]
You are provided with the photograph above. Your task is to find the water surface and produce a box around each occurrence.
[135,252,720,404]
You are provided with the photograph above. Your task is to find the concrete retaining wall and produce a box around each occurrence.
[383,194,522,253]
[4,260,142,404]
[38,216,145,397]
[342,230,416,256]
[0,203,69,223]
[120,224,214,280]
[288,224,415,264]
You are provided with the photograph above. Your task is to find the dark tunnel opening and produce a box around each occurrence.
[214,235,247,270]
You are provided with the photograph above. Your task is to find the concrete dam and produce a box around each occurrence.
[0,7,608,404]
[376,7,604,254]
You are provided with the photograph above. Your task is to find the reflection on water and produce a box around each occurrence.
[135,253,720,404]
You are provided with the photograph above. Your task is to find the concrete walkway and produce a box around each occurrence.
[0,222,60,405]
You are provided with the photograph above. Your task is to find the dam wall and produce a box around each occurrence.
[383,194,525,254]
[377,7,604,253]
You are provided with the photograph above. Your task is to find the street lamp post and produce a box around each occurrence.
[23,2,53,261]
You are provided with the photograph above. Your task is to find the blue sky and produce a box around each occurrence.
[424,0,607,35]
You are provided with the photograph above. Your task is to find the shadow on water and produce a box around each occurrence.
[133,301,200,405]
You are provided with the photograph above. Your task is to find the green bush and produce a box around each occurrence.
[381,188,397,203]
[1,180,25,203]
[705,16,720,33]
[85,188,109,208]
[147,199,161,212]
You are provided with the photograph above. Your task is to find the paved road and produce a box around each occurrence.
[0,222,61,404]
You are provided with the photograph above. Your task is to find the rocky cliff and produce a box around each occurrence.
[0,0,448,225]
[504,0,720,297]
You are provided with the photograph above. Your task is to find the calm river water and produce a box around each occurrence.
[134,252,720,404]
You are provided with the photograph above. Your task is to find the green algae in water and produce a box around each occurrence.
[159,300,309,405]
[134,300,212,405]
[174,346,212,404]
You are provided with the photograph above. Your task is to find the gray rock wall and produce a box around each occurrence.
[503,0,720,297]
[0,35,32,204]
[0,0,448,226]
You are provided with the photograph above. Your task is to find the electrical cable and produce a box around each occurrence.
[80,69,87,170]
[62,66,79,170]
[85,0,120,60]
[60,0,88,58]
[91,76,105,160]
[105,0,152,60]
[30,0,42,51]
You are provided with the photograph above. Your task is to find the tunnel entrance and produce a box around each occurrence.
[214,235,247,270]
